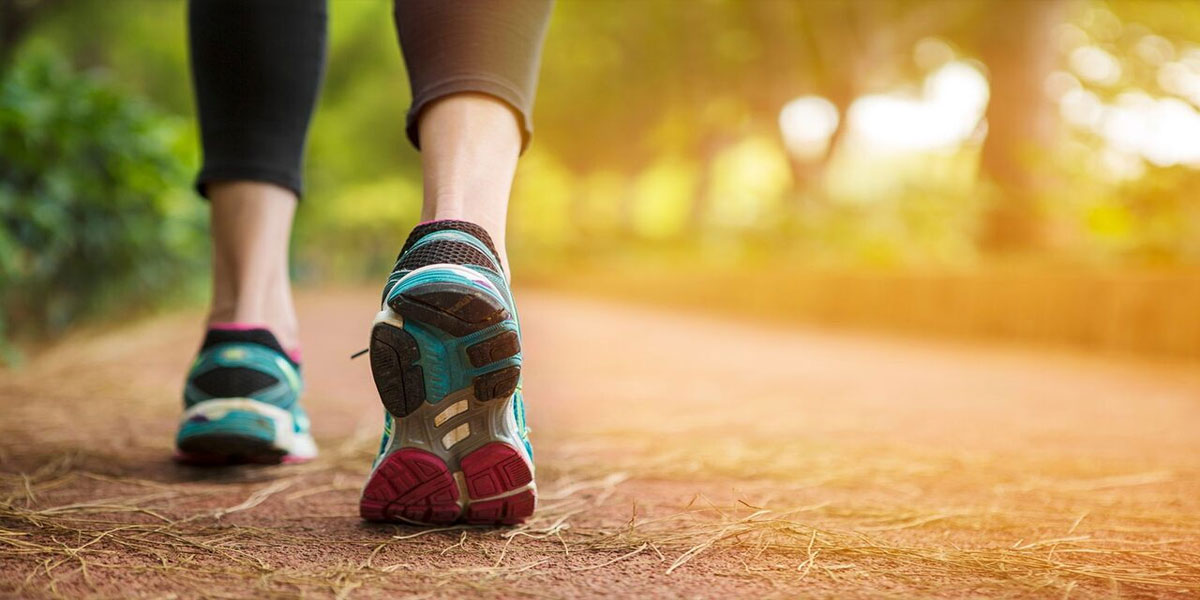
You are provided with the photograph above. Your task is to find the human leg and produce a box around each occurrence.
[359,0,551,524]
[176,0,327,464]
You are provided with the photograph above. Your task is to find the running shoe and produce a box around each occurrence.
[360,220,535,525]
[175,327,317,465]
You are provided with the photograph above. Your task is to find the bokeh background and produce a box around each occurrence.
[4,4,1200,596]
[3,0,1200,360]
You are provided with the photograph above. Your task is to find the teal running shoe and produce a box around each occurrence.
[175,327,317,465]
[360,220,535,525]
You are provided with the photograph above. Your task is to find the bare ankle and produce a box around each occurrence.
[206,180,301,352]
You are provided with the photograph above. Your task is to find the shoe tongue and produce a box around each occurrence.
[201,327,298,367]
[398,220,501,264]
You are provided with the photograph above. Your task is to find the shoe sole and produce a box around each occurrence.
[362,266,535,526]
[175,398,315,466]
[175,434,287,466]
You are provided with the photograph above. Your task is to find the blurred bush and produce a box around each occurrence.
[0,49,204,359]
[293,177,422,282]
[6,0,1200,359]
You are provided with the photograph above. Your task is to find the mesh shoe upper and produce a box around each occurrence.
[383,220,508,306]
[184,328,302,410]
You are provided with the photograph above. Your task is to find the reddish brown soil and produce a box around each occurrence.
[2,287,1198,598]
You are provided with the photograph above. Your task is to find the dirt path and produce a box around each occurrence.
[2,288,1199,598]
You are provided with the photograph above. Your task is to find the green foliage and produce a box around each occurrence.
[4,0,1199,345]
[0,49,204,356]
[293,177,422,282]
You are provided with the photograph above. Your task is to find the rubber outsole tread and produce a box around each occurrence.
[359,449,460,523]
[461,444,535,525]
[389,283,509,337]
[175,434,286,466]
[466,331,520,367]
[464,490,536,525]
[461,442,533,498]
[370,324,426,418]
[360,443,535,525]
[473,366,521,401]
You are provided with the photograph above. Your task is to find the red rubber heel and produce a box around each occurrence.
[360,449,461,524]
[460,443,535,525]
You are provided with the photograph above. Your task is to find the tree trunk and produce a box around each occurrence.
[0,0,57,66]
[978,0,1066,252]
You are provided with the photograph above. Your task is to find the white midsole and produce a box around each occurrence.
[181,398,317,459]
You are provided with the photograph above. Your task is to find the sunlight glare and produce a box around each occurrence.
[1044,70,1082,101]
[1060,88,1103,128]
[1135,34,1174,66]
[1094,92,1200,167]
[913,37,955,71]
[1070,45,1122,86]
[1158,58,1200,108]
[845,60,988,153]
[778,95,840,160]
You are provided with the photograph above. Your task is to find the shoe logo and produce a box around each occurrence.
[274,356,303,391]
[222,348,247,361]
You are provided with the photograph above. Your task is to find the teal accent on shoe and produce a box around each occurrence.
[184,342,302,410]
[386,265,522,405]
[513,388,533,460]
[363,222,537,524]
[373,412,395,470]
[177,409,277,444]
[175,333,317,464]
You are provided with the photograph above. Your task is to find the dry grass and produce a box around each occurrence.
[3,429,1198,599]
[2,288,1198,598]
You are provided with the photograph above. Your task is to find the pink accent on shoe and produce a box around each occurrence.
[207,323,302,364]
[208,321,270,331]
[460,442,535,524]
[460,442,533,498]
[359,449,461,524]
[464,490,536,525]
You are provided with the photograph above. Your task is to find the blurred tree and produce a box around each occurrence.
[0,0,59,64]
[6,0,1200,289]
[0,49,204,353]
[772,1,978,207]
[978,0,1067,252]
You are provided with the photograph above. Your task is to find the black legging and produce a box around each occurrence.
[188,0,552,198]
